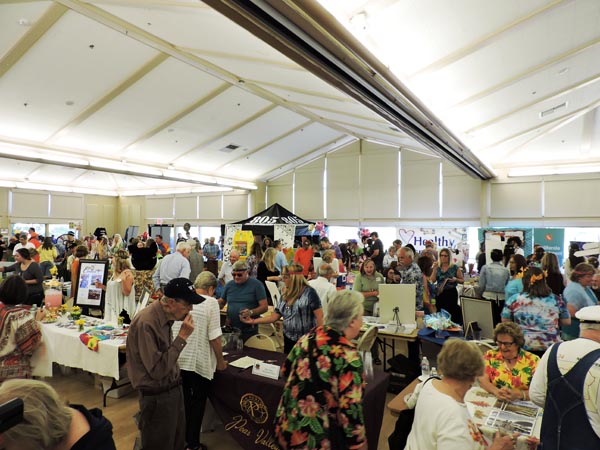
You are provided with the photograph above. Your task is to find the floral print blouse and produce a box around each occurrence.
[275,325,366,450]
[483,348,540,390]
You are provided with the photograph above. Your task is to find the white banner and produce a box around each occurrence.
[274,224,296,249]
[223,224,242,261]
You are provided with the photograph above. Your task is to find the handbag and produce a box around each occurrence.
[435,278,448,297]
[388,376,440,449]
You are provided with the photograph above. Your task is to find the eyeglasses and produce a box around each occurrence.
[232,272,246,277]
[496,340,516,348]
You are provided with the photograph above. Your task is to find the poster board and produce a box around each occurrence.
[461,297,495,340]
[378,284,416,325]
[233,230,254,260]
[75,259,108,310]
[135,287,151,317]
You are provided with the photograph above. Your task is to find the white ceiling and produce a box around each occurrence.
[1,0,599,195]
[319,0,600,177]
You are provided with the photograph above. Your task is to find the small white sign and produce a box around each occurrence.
[252,362,280,380]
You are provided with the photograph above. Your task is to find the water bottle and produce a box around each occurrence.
[430,367,438,377]
[421,356,430,378]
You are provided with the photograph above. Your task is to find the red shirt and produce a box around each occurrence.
[294,247,314,276]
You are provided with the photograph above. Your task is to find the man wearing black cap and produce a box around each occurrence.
[127,277,204,450]
[530,305,600,449]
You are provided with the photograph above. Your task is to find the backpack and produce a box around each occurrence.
[388,376,440,449]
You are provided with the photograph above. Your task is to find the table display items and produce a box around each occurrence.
[424,309,462,337]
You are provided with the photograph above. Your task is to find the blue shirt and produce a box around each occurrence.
[152,252,190,289]
[505,278,523,302]
[479,262,510,295]
[274,286,322,341]
[222,278,267,333]
[275,251,288,273]
[562,281,598,339]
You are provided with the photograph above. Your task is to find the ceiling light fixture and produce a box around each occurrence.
[540,102,567,118]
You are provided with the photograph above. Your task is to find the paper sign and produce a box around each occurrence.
[252,362,280,380]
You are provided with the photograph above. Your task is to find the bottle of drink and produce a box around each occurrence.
[421,356,430,378]
[430,367,438,377]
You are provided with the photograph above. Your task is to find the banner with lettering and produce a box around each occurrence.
[533,228,565,264]
[396,227,469,263]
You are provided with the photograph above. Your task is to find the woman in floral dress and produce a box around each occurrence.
[275,290,367,450]
[479,322,540,402]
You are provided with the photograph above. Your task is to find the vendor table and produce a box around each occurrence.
[40,320,125,379]
[362,325,419,370]
[210,347,389,450]
[388,382,541,449]
[38,320,129,405]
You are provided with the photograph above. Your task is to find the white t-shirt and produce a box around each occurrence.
[308,276,337,315]
[172,296,222,380]
[13,242,35,255]
[529,338,600,438]
[405,381,487,450]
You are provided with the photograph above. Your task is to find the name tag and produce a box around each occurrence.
[252,362,280,380]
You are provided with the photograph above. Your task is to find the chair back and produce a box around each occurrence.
[265,281,281,303]
[244,333,278,351]
[474,340,497,355]
[357,325,378,352]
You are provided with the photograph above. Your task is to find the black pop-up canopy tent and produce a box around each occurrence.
[221,203,320,237]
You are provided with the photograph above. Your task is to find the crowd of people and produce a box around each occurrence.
[2,226,600,450]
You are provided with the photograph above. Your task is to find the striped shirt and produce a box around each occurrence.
[172,296,222,380]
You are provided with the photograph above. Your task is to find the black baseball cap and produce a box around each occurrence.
[164,278,205,304]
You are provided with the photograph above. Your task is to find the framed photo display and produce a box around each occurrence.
[75,259,109,310]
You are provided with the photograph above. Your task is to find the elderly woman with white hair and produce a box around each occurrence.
[0,378,116,449]
[406,339,516,450]
[275,290,367,450]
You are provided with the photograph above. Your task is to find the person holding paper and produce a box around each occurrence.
[479,322,540,402]
[405,339,516,450]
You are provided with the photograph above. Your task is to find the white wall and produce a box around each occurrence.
[266,139,483,226]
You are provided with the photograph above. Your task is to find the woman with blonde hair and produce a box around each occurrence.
[110,233,124,255]
[321,249,340,279]
[430,247,464,324]
[0,378,116,449]
[94,250,135,324]
[257,247,281,305]
[242,263,322,353]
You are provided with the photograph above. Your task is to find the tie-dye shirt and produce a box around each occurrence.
[502,293,570,352]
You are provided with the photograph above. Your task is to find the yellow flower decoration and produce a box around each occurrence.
[530,273,544,284]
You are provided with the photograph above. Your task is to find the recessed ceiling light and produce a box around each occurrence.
[558,67,569,75]
[18,18,30,26]
[540,102,567,118]
[65,100,74,106]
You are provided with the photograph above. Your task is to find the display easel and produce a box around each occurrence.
[464,321,482,340]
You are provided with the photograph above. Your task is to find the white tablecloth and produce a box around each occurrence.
[39,322,125,380]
